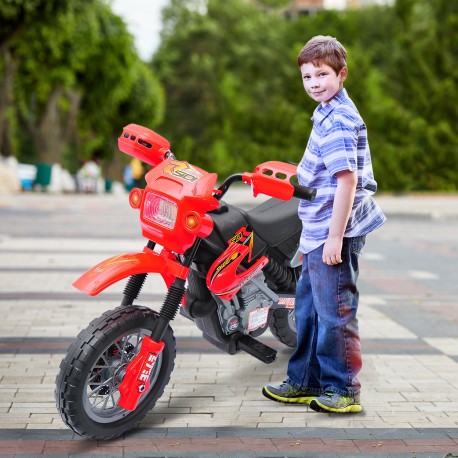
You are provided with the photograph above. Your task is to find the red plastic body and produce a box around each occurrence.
[77,127,302,297]
[242,161,297,200]
[75,141,300,297]
[73,247,189,296]
[135,158,220,254]
[118,124,219,253]
[72,125,305,414]
[118,124,171,166]
[118,336,165,410]
[206,243,268,300]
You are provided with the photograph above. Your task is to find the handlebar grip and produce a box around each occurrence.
[292,184,317,201]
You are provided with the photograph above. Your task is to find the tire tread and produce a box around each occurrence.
[55,305,175,439]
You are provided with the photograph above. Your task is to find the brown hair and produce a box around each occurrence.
[297,35,347,74]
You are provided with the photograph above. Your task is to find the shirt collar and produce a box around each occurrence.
[312,88,348,124]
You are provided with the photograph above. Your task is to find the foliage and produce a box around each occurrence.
[1,0,457,190]
[154,0,305,176]
[0,0,164,177]
[378,0,458,191]
[153,0,457,191]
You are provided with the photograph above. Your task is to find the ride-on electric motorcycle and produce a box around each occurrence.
[55,124,316,439]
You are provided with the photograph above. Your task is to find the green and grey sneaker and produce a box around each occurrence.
[309,391,362,413]
[262,382,315,405]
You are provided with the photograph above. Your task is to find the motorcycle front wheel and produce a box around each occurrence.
[55,305,175,440]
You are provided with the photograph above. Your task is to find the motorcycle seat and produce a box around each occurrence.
[245,197,302,248]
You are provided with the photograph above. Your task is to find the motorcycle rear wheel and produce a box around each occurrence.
[269,308,297,348]
[55,305,175,440]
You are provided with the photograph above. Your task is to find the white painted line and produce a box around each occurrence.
[409,271,439,280]
[363,252,385,261]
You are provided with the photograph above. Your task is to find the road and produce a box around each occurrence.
[0,191,457,457]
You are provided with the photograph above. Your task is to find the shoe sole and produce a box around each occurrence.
[309,399,363,413]
[262,387,314,405]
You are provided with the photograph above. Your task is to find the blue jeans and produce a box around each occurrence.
[286,236,366,397]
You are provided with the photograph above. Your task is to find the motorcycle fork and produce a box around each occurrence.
[151,239,200,337]
[120,240,156,307]
[118,238,201,411]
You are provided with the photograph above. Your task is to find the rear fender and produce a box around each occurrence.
[73,247,189,296]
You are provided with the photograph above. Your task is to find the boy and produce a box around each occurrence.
[262,36,386,413]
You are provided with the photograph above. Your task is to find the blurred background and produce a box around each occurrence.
[0,0,456,194]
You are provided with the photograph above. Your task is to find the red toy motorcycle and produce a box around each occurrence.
[55,124,316,439]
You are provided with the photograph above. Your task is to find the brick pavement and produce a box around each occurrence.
[0,192,458,457]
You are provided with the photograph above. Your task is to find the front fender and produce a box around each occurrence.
[73,247,189,296]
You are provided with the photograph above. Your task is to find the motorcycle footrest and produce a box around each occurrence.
[237,334,277,364]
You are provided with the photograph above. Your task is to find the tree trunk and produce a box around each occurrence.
[0,47,17,157]
[35,87,81,165]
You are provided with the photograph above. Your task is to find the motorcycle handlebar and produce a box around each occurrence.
[292,183,317,202]
[217,174,317,203]
[216,174,243,199]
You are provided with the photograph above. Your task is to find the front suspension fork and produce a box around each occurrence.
[151,238,201,339]
[120,241,155,307]
[118,239,201,410]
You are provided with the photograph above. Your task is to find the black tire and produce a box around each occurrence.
[55,305,175,440]
[269,308,297,348]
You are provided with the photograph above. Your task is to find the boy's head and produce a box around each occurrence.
[298,35,347,75]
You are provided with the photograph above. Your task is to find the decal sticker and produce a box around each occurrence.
[227,316,239,332]
[138,353,158,382]
[247,307,270,331]
[163,159,201,182]
[228,226,251,244]
[228,226,255,263]
[95,255,140,272]
[214,259,267,297]
[209,251,241,284]
[278,297,295,309]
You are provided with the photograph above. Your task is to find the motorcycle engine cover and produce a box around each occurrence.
[215,272,279,335]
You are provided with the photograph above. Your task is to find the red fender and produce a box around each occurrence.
[73,247,189,296]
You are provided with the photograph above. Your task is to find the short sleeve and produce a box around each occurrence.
[320,120,358,177]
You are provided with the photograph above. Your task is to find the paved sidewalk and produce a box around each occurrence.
[0,191,458,457]
[370,193,458,221]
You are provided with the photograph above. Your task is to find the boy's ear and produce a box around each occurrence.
[339,66,348,82]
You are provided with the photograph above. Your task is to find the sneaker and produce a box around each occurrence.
[262,382,316,405]
[309,391,362,413]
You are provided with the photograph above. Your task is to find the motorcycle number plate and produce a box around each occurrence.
[247,307,270,332]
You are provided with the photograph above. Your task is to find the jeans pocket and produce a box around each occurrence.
[350,235,366,255]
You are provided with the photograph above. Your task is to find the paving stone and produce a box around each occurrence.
[2,193,458,455]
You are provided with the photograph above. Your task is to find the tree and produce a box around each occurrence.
[154,0,304,174]
[0,0,76,157]
[371,0,458,190]
[1,0,165,181]
[153,0,458,191]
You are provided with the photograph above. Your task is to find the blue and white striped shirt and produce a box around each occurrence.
[297,88,386,254]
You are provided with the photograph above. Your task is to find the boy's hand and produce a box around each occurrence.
[323,236,343,265]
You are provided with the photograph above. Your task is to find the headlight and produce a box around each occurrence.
[143,192,177,229]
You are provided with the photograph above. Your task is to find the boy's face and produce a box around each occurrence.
[300,62,347,105]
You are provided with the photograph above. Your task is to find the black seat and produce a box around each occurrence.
[245,197,301,247]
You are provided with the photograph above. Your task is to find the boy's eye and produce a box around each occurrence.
[303,75,310,80]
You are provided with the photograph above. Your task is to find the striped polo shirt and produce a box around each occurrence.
[297,88,386,254]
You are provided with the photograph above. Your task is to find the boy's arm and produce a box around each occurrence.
[322,170,357,265]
